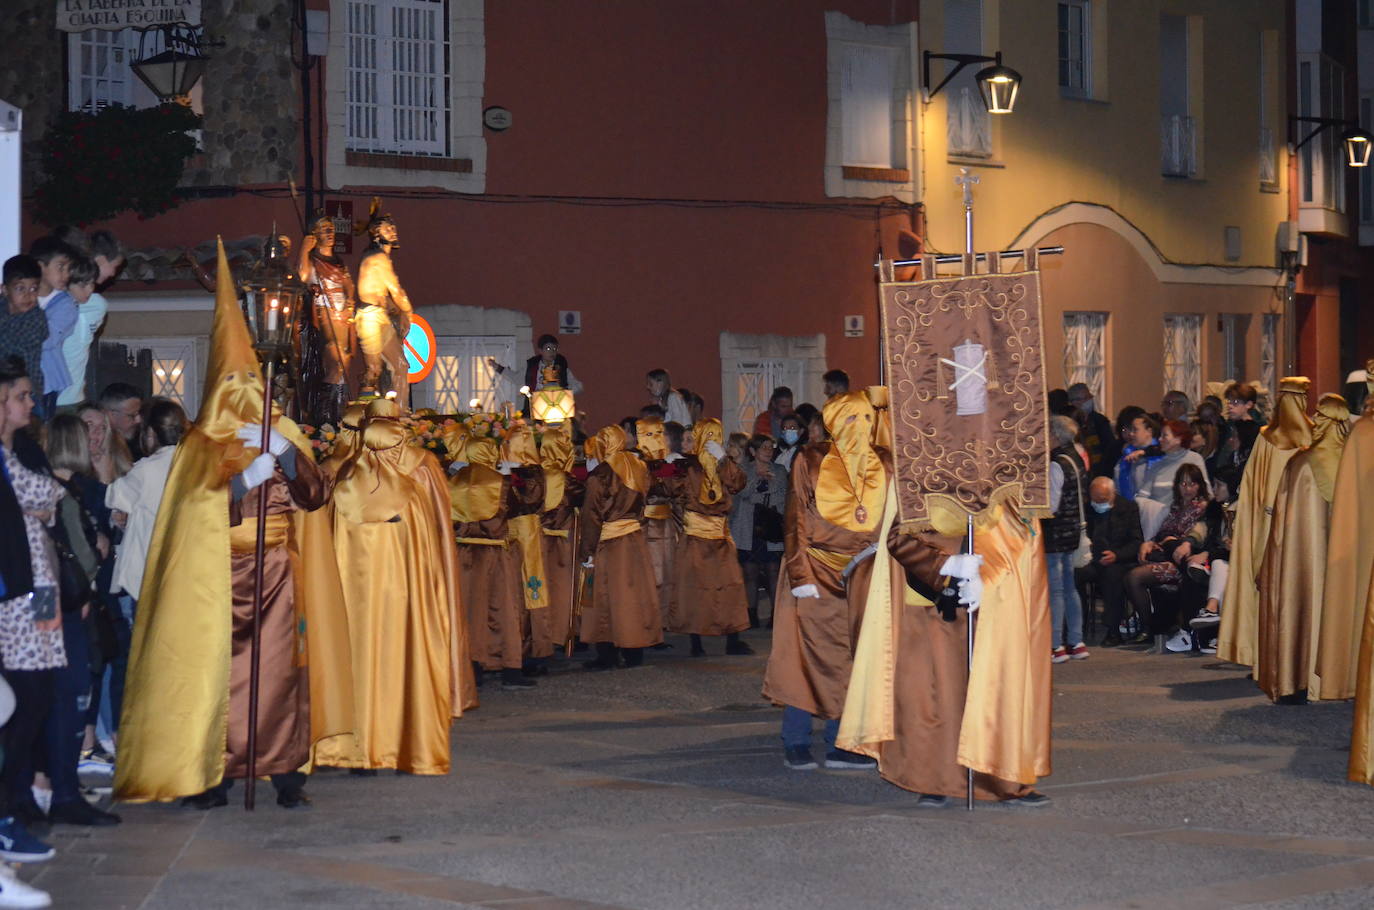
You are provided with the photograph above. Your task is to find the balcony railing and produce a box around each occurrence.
[1161,115,1196,178]
[1259,126,1277,187]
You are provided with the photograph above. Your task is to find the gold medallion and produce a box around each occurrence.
[855,504,868,524]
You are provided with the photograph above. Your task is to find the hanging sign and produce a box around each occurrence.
[403,313,437,384]
[56,0,202,32]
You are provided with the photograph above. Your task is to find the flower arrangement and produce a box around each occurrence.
[461,411,527,441]
[298,423,339,462]
[34,103,202,227]
[401,413,460,458]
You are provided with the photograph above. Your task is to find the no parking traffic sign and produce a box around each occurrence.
[404,313,437,383]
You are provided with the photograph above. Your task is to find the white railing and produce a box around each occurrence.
[1161,115,1196,177]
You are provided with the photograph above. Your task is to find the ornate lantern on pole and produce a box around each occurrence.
[528,365,576,425]
[234,231,306,810]
[130,24,211,107]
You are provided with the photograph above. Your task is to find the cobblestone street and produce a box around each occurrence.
[32,630,1374,909]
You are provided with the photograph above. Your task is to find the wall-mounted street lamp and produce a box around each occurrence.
[1290,116,1373,168]
[130,24,216,106]
[923,51,1021,114]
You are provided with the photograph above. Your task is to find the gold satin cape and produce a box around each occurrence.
[1256,395,1349,701]
[314,417,475,774]
[1218,379,1313,668]
[1325,415,1374,708]
[115,240,353,802]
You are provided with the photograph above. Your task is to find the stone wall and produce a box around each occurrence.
[0,0,300,192]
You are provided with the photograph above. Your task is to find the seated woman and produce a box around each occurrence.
[1122,464,1211,646]
[1136,420,1210,506]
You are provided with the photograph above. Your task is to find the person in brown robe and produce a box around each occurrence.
[181,420,329,808]
[450,435,544,690]
[578,425,663,669]
[761,392,885,770]
[637,416,680,633]
[664,419,753,656]
[502,425,554,669]
[539,425,584,654]
[1256,394,1350,703]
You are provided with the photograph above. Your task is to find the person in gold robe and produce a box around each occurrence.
[836,481,1049,804]
[1218,377,1314,668]
[502,425,553,666]
[322,401,368,480]
[1256,394,1350,703]
[637,417,680,634]
[450,434,544,690]
[577,425,662,669]
[761,392,885,771]
[539,425,584,654]
[1341,391,1374,785]
[115,240,352,809]
[1320,392,1374,706]
[314,399,476,774]
[664,419,753,656]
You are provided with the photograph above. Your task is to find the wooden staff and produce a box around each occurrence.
[563,511,581,657]
[245,359,275,811]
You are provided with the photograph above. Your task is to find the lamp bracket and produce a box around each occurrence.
[923,50,1000,102]
[1289,115,1355,153]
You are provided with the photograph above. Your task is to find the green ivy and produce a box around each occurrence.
[33,103,203,227]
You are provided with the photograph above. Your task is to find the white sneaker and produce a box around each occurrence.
[0,866,50,908]
[26,790,48,818]
[1164,630,1193,653]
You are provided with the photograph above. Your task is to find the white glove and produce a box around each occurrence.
[496,460,517,476]
[585,458,600,472]
[238,453,276,492]
[663,452,684,463]
[581,557,594,569]
[940,553,984,582]
[956,576,984,613]
[447,460,469,475]
[238,424,291,458]
[791,584,820,599]
[705,440,726,460]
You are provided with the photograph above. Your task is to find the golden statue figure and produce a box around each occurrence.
[355,205,412,408]
[299,214,357,425]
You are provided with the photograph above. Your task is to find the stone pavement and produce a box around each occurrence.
[26,629,1374,909]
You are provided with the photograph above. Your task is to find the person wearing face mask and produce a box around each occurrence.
[774,415,804,472]
[114,243,352,811]
[1218,377,1313,671]
[1067,383,1117,477]
[1074,477,1144,647]
[762,392,885,771]
[637,417,681,635]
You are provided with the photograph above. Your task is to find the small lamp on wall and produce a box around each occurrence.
[923,50,1022,114]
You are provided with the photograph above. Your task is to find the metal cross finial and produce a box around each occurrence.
[955,168,979,255]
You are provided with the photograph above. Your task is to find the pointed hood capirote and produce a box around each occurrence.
[595,425,648,494]
[635,417,667,461]
[540,424,575,512]
[691,418,725,505]
[817,392,884,532]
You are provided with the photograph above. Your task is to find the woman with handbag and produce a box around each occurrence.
[1043,416,1091,664]
[729,434,787,629]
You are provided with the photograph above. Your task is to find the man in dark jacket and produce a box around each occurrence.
[1075,476,1143,647]
[1068,383,1120,478]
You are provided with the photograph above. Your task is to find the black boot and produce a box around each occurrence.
[747,608,760,630]
[621,647,644,668]
[689,634,706,657]
[725,632,754,656]
[502,667,536,690]
[584,642,618,671]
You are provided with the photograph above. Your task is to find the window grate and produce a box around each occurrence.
[346,0,449,157]
[1062,312,1107,410]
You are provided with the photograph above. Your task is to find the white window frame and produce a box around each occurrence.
[345,0,449,157]
[411,334,516,414]
[1162,314,1202,403]
[1062,312,1107,411]
[1258,31,1280,190]
[1297,52,1346,212]
[823,12,916,202]
[1057,0,1091,98]
[1360,95,1373,229]
[944,0,991,160]
[732,360,805,436]
[103,336,201,419]
[1260,313,1279,401]
[327,0,486,193]
[66,28,172,113]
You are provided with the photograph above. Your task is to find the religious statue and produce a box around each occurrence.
[355,203,413,408]
[298,214,357,426]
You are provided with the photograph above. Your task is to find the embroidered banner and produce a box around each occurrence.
[878,258,1051,530]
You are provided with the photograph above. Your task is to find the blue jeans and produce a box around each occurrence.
[44,609,91,806]
[1046,550,1083,649]
[781,706,839,750]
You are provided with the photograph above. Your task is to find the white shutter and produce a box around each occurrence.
[944,0,990,157]
[840,43,897,168]
[1062,312,1107,409]
[1162,315,1202,402]
[105,337,200,419]
[347,0,448,155]
[733,359,804,435]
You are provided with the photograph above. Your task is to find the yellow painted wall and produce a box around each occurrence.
[918,0,1288,267]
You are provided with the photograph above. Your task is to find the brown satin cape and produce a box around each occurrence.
[116,239,353,802]
[1322,416,1374,704]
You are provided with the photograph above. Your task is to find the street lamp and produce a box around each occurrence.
[1290,116,1374,168]
[234,231,306,811]
[130,24,212,106]
[923,51,1022,114]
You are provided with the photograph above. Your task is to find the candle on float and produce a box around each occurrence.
[267,297,280,332]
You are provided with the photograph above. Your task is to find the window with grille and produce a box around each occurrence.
[733,360,804,436]
[1162,315,1202,403]
[1062,312,1107,410]
[411,335,515,414]
[1260,314,1279,401]
[1058,1,1090,97]
[105,337,200,418]
[1298,53,1346,211]
[346,0,450,156]
[66,29,166,112]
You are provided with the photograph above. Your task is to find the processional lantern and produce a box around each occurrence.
[238,233,306,360]
[528,365,575,425]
